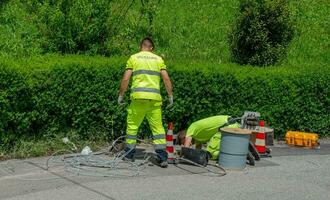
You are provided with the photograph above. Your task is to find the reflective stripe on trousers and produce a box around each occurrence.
[126,135,137,148]
[153,133,166,150]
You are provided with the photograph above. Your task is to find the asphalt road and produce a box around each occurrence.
[0,142,330,200]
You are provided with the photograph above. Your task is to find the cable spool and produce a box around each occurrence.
[166,122,175,164]
[219,128,252,170]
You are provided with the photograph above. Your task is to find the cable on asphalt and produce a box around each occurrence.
[0,136,227,180]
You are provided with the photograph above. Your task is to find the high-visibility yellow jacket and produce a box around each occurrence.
[186,116,233,142]
[186,115,240,159]
[126,51,166,101]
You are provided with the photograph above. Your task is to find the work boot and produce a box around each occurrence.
[246,152,255,166]
[155,149,168,168]
[152,157,168,168]
[123,146,136,162]
[159,160,168,168]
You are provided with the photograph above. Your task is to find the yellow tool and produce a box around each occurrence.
[285,131,319,148]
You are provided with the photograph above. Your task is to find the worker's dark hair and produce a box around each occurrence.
[176,130,187,145]
[140,37,154,49]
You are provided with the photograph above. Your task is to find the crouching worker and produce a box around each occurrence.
[177,115,239,160]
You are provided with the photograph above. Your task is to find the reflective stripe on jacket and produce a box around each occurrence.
[126,51,166,101]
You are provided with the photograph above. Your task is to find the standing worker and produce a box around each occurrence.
[118,37,173,168]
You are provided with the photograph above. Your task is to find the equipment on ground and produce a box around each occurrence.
[251,127,274,146]
[219,111,260,131]
[240,111,260,130]
[219,128,252,169]
[180,147,209,167]
[285,131,319,148]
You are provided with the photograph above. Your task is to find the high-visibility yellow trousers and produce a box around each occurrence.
[206,133,221,160]
[206,123,240,160]
[125,99,166,150]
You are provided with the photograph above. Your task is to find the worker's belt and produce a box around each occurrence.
[133,70,160,76]
[131,87,160,94]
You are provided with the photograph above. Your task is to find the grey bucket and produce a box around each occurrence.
[219,128,251,169]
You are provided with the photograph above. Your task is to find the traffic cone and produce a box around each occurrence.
[255,120,266,154]
[166,122,175,164]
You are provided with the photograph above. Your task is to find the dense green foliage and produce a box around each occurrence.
[1,55,329,154]
[0,0,163,56]
[30,0,113,54]
[0,1,43,56]
[229,0,293,66]
[0,0,328,66]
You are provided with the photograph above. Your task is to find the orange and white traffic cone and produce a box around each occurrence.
[166,122,175,164]
[255,120,266,154]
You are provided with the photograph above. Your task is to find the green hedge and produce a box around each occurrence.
[0,56,329,150]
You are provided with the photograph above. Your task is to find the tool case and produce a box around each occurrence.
[285,131,319,148]
[180,147,209,166]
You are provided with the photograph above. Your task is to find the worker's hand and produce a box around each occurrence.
[118,95,125,105]
[168,95,174,107]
